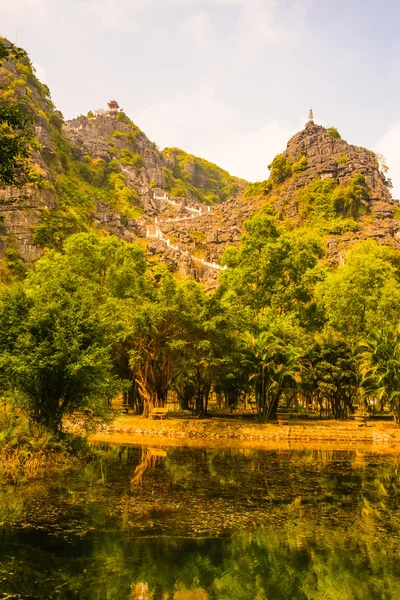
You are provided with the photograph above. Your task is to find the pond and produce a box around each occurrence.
[1,444,400,599]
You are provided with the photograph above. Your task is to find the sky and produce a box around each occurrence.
[2,0,400,196]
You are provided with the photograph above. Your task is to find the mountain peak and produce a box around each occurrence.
[283,121,392,204]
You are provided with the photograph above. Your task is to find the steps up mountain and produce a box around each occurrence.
[146,193,227,283]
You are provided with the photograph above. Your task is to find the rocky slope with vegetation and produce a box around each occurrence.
[0,37,245,279]
[164,118,400,267]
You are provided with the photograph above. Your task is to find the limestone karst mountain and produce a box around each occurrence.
[1,36,399,284]
[159,116,400,273]
[0,37,245,274]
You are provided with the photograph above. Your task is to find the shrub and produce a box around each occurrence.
[268,154,293,185]
[188,230,206,243]
[4,246,26,280]
[115,111,133,125]
[27,163,48,189]
[292,155,308,173]
[33,207,87,249]
[296,174,369,226]
[170,183,189,198]
[162,148,246,204]
[327,127,341,139]
[0,405,94,483]
[120,148,143,168]
[332,174,369,218]
[244,180,273,198]
[323,218,359,234]
[337,155,349,164]
[296,178,337,222]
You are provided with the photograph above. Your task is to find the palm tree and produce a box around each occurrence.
[359,327,400,424]
[243,331,303,422]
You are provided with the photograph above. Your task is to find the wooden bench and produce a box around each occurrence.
[150,407,168,419]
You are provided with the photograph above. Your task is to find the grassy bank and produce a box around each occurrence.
[91,415,400,453]
[0,409,92,484]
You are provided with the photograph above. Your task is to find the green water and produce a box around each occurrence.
[1,445,400,599]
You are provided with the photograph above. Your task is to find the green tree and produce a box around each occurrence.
[175,282,235,416]
[304,337,360,419]
[0,103,34,187]
[327,127,341,139]
[0,286,119,432]
[243,330,303,422]
[126,267,187,416]
[0,233,146,431]
[316,240,400,338]
[360,327,400,423]
[221,208,324,324]
[268,153,292,185]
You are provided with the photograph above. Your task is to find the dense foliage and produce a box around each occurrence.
[162,147,246,204]
[295,174,369,231]
[2,201,400,429]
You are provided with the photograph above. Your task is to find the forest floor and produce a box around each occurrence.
[91,415,400,454]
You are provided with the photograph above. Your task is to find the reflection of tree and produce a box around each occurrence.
[131,446,167,486]
[3,449,400,599]
[131,581,154,600]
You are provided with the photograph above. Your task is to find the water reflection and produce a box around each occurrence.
[1,446,400,599]
[131,447,168,486]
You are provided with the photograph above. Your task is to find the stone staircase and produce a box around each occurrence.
[147,193,227,272]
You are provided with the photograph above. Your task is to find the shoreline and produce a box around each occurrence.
[91,415,400,454]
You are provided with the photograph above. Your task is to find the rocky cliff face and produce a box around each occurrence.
[0,40,59,263]
[64,114,164,206]
[283,121,391,197]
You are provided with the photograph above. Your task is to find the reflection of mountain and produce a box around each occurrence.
[1,447,400,598]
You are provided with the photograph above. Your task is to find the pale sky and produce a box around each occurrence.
[2,0,400,197]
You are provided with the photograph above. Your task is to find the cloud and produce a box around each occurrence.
[180,0,309,58]
[0,0,46,10]
[84,0,126,27]
[83,0,157,27]
[32,61,47,83]
[135,87,293,181]
[80,0,309,54]
[182,12,211,49]
[375,121,400,200]
[136,87,236,150]
[224,120,293,181]
[0,0,49,23]
[231,0,308,63]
